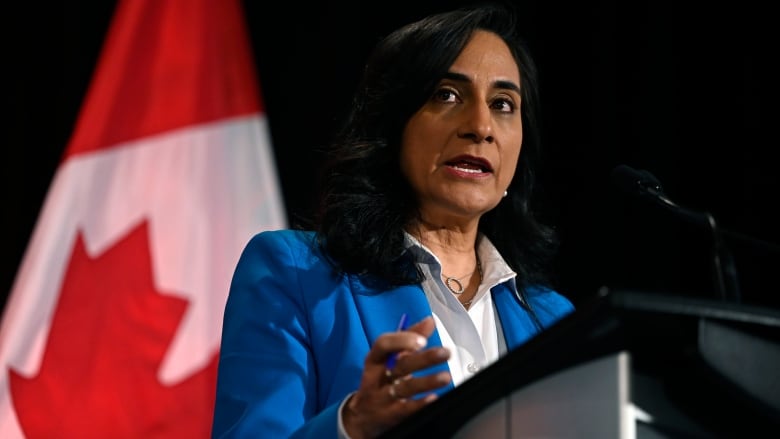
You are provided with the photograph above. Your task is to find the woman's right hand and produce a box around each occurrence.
[342,316,451,439]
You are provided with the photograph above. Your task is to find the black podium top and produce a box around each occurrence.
[380,289,780,438]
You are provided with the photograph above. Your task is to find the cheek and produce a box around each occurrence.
[403,110,448,151]
[400,118,438,176]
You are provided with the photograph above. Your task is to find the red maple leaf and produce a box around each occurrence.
[9,221,219,438]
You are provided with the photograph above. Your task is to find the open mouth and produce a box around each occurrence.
[444,156,493,173]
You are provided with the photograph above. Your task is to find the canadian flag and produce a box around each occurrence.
[0,0,286,437]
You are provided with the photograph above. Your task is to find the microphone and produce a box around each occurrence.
[610,164,705,226]
[610,164,741,302]
[611,163,664,197]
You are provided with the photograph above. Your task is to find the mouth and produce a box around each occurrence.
[444,155,494,174]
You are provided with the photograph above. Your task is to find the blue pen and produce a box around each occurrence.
[385,313,409,370]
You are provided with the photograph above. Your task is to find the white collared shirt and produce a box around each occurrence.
[403,232,517,384]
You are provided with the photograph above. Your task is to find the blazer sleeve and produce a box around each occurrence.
[211,231,341,439]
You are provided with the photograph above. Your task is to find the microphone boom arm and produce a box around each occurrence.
[612,164,745,302]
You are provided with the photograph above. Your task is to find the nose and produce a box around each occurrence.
[457,102,494,143]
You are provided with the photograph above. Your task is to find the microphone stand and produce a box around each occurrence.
[627,170,744,303]
[705,212,741,302]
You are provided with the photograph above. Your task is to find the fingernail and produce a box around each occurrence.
[414,336,427,348]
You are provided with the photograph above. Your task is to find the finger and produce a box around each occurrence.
[389,371,451,400]
[388,379,402,401]
[379,316,436,361]
[383,317,444,381]
[365,316,439,387]
[392,345,450,376]
[406,315,436,338]
[366,329,428,366]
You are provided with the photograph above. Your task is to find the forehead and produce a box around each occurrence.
[449,30,520,85]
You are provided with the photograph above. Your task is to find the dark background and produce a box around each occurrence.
[3,0,779,313]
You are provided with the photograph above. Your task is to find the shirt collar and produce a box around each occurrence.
[402,231,517,289]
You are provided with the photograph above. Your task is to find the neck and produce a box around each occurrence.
[406,217,482,283]
[410,211,479,242]
[407,217,477,252]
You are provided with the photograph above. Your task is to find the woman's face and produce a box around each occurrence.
[400,30,523,225]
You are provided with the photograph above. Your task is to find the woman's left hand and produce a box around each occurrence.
[342,316,451,439]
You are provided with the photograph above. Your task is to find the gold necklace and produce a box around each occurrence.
[441,255,483,295]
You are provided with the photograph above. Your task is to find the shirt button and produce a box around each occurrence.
[467,363,481,374]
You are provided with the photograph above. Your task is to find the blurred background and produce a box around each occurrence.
[3,0,779,312]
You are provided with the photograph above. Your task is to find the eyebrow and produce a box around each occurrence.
[441,71,522,95]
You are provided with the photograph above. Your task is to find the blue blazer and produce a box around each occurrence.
[211,229,574,438]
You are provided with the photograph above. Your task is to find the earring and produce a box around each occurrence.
[503,190,508,198]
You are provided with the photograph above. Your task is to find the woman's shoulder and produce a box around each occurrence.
[250,228,316,247]
[244,228,327,266]
[525,284,576,318]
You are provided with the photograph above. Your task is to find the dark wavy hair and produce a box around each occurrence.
[315,2,558,295]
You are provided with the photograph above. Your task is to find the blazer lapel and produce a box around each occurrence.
[492,282,541,350]
[349,276,439,345]
[349,276,453,393]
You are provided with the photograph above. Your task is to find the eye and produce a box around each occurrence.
[432,87,460,104]
[491,96,517,113]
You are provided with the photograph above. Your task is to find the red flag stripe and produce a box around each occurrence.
[64,0,262,160]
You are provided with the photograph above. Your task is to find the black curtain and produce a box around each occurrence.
[3,0,779,312]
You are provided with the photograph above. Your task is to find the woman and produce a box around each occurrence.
[211,3,574,438]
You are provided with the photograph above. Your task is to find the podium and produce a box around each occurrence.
[379,289,780,438]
